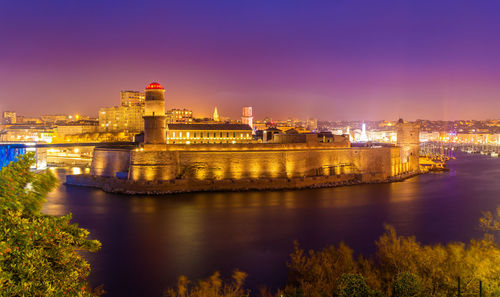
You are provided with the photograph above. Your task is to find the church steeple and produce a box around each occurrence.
[213,107,220,122]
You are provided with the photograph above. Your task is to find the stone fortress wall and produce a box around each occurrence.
[81,82,421,194]
[90,146,131,177]
[90,136,416,188]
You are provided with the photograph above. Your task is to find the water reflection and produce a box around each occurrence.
[43,154,500,297]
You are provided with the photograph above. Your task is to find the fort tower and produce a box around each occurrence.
[143,82,167,144]
[396,119,420,172]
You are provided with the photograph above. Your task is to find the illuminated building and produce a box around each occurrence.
[419,131,440,142]
[253,122,268,131]
[213,107,220,122]
[166,123,253,144]
[81,80,421,192]
[241,107,253,129]
[120,90,145,107]
[87,117,420,187]
[68,114,92,121]
[14,116,42,124]
[54,121,99,142]
[41,114,71,123]
[166,108,193,124]
[143,82,167,144]
[451,133,500,144]
[0,125,54,143]
[99,105,144,133]
[366,130,397,143]
[317,131,347,143]
[99,89,146,133]
[2,111,16,124]
[262,127,282,143]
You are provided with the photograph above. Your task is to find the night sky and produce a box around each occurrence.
[1,0,500,120]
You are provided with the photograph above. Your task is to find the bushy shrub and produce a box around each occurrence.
[392,273,421,297]
[0,154,102,296]
[337,273,380,297]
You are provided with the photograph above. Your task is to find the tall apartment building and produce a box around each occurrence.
[120,90,145,107]
[166,108,193,124]
[99,90,146,132]
[98,105,144,132]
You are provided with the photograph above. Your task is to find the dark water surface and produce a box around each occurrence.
[43,153,500,297]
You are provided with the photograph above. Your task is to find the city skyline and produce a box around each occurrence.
[2,0,500,120]
[2,2,500,296]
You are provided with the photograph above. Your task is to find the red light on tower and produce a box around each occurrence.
[145,82,164,90]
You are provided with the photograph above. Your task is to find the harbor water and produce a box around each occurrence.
[43,152,500,297]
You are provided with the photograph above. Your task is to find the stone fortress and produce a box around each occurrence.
[67,82,421,194]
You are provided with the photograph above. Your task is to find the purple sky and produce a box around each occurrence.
[1,0,500,121]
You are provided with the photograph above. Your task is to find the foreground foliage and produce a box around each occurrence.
[165,270,249,297]
[0,154,101,296]
[285,225,500,296]
[481,205,500,243]
[168,216,500,297]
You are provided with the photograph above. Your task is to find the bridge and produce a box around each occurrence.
[0,142,136,170]
[0,141,136,148]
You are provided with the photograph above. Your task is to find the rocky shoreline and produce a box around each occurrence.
[65,171,420,195]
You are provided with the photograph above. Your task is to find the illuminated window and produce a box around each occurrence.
[180,132,183,138]
[187,132,190,138]
[173,132,175,138]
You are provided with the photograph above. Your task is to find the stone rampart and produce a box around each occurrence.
[90,142,419,188]
[90,147,131,177]
[123,144,414,182]
[128,150,178,181]
[86,142,419,194]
